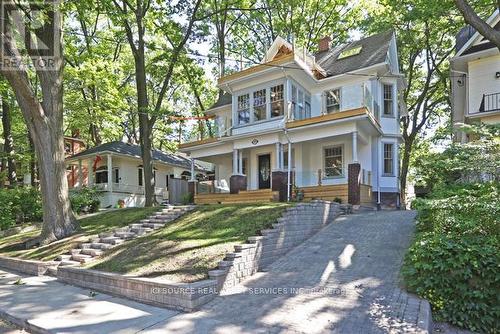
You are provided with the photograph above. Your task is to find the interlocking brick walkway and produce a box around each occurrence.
[145,210,431,333]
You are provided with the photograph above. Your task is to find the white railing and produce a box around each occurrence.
[93,182,166,197]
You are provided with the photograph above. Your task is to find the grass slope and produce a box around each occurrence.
[0,208,158,261]
[88,203,292,282]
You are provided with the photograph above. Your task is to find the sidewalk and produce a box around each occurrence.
[0,270,177,334]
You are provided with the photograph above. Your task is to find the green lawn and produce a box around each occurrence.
[88,203,292,282]
[0,207,158,261]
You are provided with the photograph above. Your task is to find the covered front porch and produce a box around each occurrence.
[189,131,374,206]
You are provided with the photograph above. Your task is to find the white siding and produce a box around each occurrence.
[468,55,500,114]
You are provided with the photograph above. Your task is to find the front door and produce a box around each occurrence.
[258,154,271,189]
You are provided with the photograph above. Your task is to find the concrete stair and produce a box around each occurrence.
[52,205,195,270]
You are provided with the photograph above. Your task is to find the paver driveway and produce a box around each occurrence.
[144,210,427,334]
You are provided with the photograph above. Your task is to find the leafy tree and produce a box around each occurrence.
[454,0,500,50]
[0,1,77,243]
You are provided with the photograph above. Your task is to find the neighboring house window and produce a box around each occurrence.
[383,143,394,175]
[237,94,250,125]
[138,167,143,186]
[113,168,119,184]
[270,84,284,117]
[324,146,343,177]
[326,89,341,113]
[383,84,394,116]
[165,175,169,188]
[253,89,266,121]
[95,166,108,184]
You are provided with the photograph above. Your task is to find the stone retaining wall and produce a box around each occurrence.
[0,256,58,276]
[57,266,218,311]
[209,200,344,292]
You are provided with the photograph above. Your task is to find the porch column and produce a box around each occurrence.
[87,159,93,186]
[238,150,243,174]
[352,131,358,163]
[190,158,196,181]
[107,154,113,192]
[232,149,238,174]
[230,148,246,194]
[275,143,281,170]
[78,159,83,189]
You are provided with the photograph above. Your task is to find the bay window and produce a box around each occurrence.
[237,94,250,125]
[253,89,266,121]
[270,84,284,117]
[383,143,394,175]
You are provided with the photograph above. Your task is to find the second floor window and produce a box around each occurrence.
[270,84,284,117]
[305,94,311,119]
[237,94,250,125]
[326,89,341,113]
[383,84,394,116]
[253,89,266,121]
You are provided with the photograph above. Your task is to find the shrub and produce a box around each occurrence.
[70,186,102,214]
[402,234,499,333]
[333,197,342,204]
[403,182,500,333]
[0,187,43,230]
[181,192,194,205]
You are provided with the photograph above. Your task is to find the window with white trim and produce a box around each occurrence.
[305,94,311,119]
[383,84,394,116]
[324,146,343,177]
[326,89,341,113]
[237,94,250,125]
[113,168,120,184]
[383,143,394,175]
[270,84,284,117]
[138,167,143,186]
[253,89,266,121]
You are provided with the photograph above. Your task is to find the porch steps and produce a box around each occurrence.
[51,205,196,270]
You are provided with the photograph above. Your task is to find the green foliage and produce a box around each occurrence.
[70,187,102,214]
[181,192,194,205]
[404,126,500,333]
[414,123,500,190]
[333,197,342,204]
[0,187,42,230]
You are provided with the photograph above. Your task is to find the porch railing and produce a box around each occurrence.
[479,92,500,113]
[93,182,166,197]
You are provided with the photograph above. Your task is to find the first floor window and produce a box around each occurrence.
[95,167,108,184]
[270,84,284,117]
[383,84,394,116]
[326,89,341,113]
[253,89,266,121]
[138,167,143,186]
[237,94,250,124]
[324,146,343,177]
[383,143,394,175]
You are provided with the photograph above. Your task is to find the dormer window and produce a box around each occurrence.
[253,89,267,121]
[270,84,284,117]
[237,94,250,125]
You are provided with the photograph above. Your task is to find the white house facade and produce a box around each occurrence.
[180,31,405,208]
[66,141,207,207]
[451,10,500,142]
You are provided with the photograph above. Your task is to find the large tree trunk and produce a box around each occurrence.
[28,132,37,187]
[1,93,16,186]
[134,51,155,207]
[0,3,78,244]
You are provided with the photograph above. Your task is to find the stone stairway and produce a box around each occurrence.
[54,205,195,267]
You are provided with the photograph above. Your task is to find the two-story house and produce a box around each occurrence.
[180,31,404,208]
[451,10,500,142]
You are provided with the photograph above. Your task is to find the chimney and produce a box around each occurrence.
[318,36,332,52]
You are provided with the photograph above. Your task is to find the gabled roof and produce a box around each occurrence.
[315,30,394,77]
[68,141,207,171]
[455,10,500,58]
